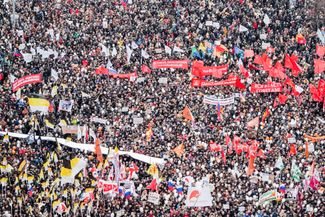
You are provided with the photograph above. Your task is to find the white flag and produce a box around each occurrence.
[262,42,271,50]
[51,69,59,81]
[165,45,172,55]
[89,128,96,141]
[239,25,248,32]
[317,29,325,45]
[173,46,185,53]
[263,14,271,26]
[100,43,110,57]
[77,125,82,140]
[21,53,33,63]
[131,41,138,49]
[275,156,284,170]
[106,59,113,68]
[141,49,150,59]
[112,46,117,57]
[126,44,133,63]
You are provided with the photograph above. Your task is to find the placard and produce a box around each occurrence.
[288,137,296,144]
[147,192,160,205]
[158,77,168,84]
[133,117,143,125]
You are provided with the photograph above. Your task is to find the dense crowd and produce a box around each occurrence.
[0,0,324,216]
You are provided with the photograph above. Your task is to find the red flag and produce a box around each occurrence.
[316,44,325,58]
[221,149,226,165]
[317,79,325,96]
[235,78,246,90]
[82,59,88,67]
[239,64,249,78]
[209,142,222,152]
[215,45,228,53]
[121,1,127,9]
[289,144,297,156]
[275,61,285,72]
[309,84,318,94]
[244,49,254,58]
[254,55,263,65]
[314,59,325,74]
[48,102,54,113]
[262,53,272,71]
[141,65,152,73]
[191,61,204,77]
[95,66,109,75]
[146,178,158,191]
[285,54,293,69]
[269,67,286,80]
[257,149,266,159]
[278,94,288,104]
[284,78,295,89]
[309,84,323,102]
[285,54,302,76]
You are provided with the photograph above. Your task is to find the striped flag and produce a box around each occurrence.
[257,190,278,206]
[28,98,50,114]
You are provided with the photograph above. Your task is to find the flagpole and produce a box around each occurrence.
[140,50,143,66]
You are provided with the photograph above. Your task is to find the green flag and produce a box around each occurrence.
[291,160,302,182]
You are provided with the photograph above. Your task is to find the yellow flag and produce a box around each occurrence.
[3,134,9,143]
[147,164,159,177]
[18,160,26,172]
[60,167,72,177]
[27,175,34,182]
[45,119,55,129]
[59,119,67,126]
[39,169,44,180]
[51,85,58,97]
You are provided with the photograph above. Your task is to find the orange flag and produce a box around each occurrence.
[305,141,309,159]
[95,138,103,163]
[247,156,255,176]
[172,144,185,157]
[289,144,297,156]
[182,106,194,122]
[146,123,153,142]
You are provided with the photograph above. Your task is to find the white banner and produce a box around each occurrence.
[203,95,235,106]
[91,117,109,125]
[0,131,165,165]
[147,192,160,205]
